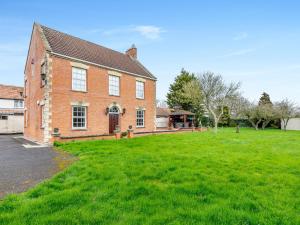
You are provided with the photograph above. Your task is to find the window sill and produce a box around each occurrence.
[109,94,120,97]
[136,126,145,128]
[71,89,88,93]
[72,128,87,131]
[136,97,145,100]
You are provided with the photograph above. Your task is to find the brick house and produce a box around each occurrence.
[24,23,157,144]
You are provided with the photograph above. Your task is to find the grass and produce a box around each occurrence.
[0,128,300,225]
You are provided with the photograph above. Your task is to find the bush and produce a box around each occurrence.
[53,141,62,147]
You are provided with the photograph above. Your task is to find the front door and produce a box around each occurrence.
[109,114,119,134]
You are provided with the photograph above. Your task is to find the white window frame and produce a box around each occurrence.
[14,100,23,108]
[136,110,145,128]
[72,106,87,129]
[136,81,144,99]
[109,75,120,96]
[72,67,87,92]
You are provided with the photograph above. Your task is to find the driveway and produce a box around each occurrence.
[0,135,73,198]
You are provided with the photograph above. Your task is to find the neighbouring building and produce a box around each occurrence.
[281,118,300,130]
[24,23,157,144]
[156,107,195,129]
[0,84,24,133]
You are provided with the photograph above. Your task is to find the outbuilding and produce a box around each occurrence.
[0,84,24,134]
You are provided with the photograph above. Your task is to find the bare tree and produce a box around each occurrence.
[260,104,276,130]
[227,95,250,133]
[243,103,262,130]
[275,99,297,131]
[184,71,240,132]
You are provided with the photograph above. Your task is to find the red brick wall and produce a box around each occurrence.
[25,26,156,144]
[50,56,156,141]
[24,26,46,143]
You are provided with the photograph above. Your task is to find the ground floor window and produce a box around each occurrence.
[72,106,87,129]
[136,110,145,127]
[0,115,8,120]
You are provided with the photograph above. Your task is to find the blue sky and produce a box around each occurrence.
[1,0,300,104]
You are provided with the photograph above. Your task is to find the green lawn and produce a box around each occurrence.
[1,129,300,225]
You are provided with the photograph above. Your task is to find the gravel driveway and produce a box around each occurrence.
[0,135,73,198]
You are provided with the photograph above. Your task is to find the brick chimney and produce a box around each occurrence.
[126,44,137,59]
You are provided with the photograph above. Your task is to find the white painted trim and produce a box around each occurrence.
[71,61,90,70]
[136,109,145,128]
[71,101,89,106]
[136,77,146,82]
[135,106,146,110]
[108,70,122,77]
[71,67,87,92]
[135,80,145,99]
[71,105,87,130]
[108,103,122,111]
[51,52,157,81]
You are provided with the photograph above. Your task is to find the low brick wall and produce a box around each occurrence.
[52,127,208,143]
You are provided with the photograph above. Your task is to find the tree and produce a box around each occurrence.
[243,103,263,130]
[259,92,272,106]
[166,69,196,111]
[257,92,274,129]
[227,95,250,133]
[218,106,230,127]
[259,104,275,129]
[275,99,297,131]
[184,71,240,132]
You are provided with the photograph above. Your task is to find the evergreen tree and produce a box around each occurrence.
[166,69,196,111]
[259,92,272,106]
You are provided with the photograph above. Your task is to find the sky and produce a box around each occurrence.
[1,0,300,105]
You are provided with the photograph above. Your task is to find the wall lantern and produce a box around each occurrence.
[105,107,109,115]
[122,108,126,115]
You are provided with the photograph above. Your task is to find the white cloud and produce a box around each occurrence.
[233,32,248,41]
[100,25,165,40]
[133,26,165,40]
[221,48,255,58]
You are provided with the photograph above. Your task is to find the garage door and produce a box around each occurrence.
[155,117,168,128]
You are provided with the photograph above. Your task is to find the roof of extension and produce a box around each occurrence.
[38,24,156,80]
[0,84,24,100]
[156,107,195,117]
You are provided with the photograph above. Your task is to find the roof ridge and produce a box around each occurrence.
[40,24,130,58]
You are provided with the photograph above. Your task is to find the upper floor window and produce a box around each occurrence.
[72,67,87,92]
[136,81,144,99]
[109,75,120,96]
[14,100,23,108]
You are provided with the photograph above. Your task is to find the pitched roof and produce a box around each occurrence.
[170,109,195,116]
[156,107,171,117]
[0,84,23,100]
[38,24,156,80]
[156,107,195,117]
